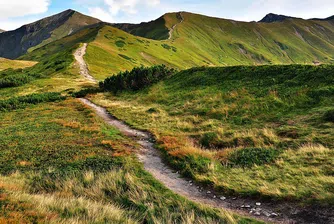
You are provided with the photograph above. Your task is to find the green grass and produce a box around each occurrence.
[0,99,258,223]
[0,58,37,71]
[90,64,334,204]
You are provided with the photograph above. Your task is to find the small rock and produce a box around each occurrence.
[256,202,261,206]
[242,205,251,208]
[190,183,193,186]
[254,212,261,216]
[270,213,278,217]
[220,196,226,200]
[213,195,217,199]
[197,186,200,189]
[189,180,193,183]
[207,191,211,194]
[262,211,271,217]
[232,197,237,200]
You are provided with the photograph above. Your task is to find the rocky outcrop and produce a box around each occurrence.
[259,13,295,23]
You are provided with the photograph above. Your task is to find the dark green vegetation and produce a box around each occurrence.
[113,15,170,40]
[0,99,255,223]
[0,92,65,111]
[100,65,176,93]
[92,64,334,203]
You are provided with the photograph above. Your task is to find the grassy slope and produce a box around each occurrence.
[90,65,334,203]
[84,12,334,80]
[0,58,37,71]
[0,26,102,100]
[28,11,101,53]
[0,98,257,224]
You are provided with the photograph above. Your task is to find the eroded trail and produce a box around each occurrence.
[75,45,333,224]
[79,98,289,224]
[74,43,97,83]
[168,12,184,40]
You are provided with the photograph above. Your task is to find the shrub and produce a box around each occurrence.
[72,87,101,98]
[0,92,66,111]
[100,65,176,93]
[323,109,334,122]
[228,148,280,168]
[0,73,34,88]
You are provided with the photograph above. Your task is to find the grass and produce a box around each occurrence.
[0,58,37,71]
[82,12,334,80]
[0,98,258,223]
[90,64,334,204]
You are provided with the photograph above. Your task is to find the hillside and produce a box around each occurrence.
[0,58,37,71]
[0,29,5,33]
[0,9,100,59]
[93,65,334,215]
[80,11,334,80]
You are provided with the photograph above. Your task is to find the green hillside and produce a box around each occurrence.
[82,12,334,80]
[93,64,334,203]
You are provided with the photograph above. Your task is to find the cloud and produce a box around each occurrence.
[104,0,160,15]
[0,0,50,19]
[88,7,114,22]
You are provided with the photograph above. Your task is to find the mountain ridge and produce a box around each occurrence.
[0,9,100,59]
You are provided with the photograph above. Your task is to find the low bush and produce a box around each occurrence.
[228,147,280,168]
[100,65,176,93]
[0,92,66,111]
[0,73,34,88]
[323,109,334,122]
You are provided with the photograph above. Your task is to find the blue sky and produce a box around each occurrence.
[0,0,333,31]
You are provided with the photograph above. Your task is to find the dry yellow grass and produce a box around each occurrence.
[0,58,37,71]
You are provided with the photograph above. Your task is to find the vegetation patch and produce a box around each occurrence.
[115,40,126,48]
[100,65,176,93]
[0,92,65,111]
[227,148,281,168]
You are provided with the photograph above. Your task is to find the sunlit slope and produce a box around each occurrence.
[85,12,334,80]
[0,58,37,71]
[85,25,209,80]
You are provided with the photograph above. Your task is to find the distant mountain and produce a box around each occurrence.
[0,9,100,59]
[11,10,334,79]
[312,15,334,21]
[259,13,296,23]
[0,29,5,33]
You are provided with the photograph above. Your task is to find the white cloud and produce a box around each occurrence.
[88,7,114,22]
[104,0,160,15]
[0,0,50,19]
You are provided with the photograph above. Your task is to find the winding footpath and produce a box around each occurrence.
[74,44,333,224]
[168,12,184,40]
[74,43,97,83]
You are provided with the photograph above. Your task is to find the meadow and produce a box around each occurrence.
[0,97,257,223]
[91,64,334,204]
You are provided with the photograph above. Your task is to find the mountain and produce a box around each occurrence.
[312,15,334,21]
[13,10,334,81]
[259,13,296,23]
[0,9,100,59]
[113,15,170,40]
[0,29,5,33]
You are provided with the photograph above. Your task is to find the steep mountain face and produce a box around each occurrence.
[259,13,295,23]
[113,16,169,40]
[0,9,100,59]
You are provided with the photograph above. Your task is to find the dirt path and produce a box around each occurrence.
[75,45,333,224]
[74,43,97,83]
[168,12,184,40]
[79,98,294,224]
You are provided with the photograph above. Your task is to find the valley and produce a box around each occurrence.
[0,7,333,224]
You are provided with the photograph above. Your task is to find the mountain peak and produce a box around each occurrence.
[259,13,294,23]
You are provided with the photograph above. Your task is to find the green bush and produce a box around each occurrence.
[100,65,176,93]
[228,148,280,168]
[323,109,334,122]
[0,92,66,111]
[0,73,34,88]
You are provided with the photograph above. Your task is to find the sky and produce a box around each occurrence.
[0,0,333,31]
